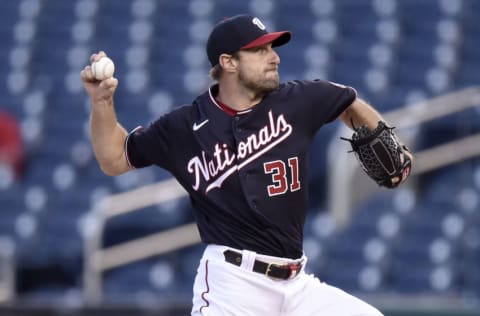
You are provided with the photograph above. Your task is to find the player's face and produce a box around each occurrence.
[237,43,281,94]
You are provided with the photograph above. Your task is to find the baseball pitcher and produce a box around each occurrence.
[81,14,412,316]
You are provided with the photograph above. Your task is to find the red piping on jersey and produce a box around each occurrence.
[208,86,253,116]
[215,98,238,116]
[199,260,210,314]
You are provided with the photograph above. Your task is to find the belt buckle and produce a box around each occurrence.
[265,262,275,277]
[264,262,285,280]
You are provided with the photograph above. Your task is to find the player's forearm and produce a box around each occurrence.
[340,98,384,131]
[89,98,130,176]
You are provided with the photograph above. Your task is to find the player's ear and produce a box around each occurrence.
[219,53,238,73]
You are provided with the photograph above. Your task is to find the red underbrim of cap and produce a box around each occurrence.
[241,31,292,50]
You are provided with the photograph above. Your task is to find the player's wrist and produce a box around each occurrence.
[91,96,114,110]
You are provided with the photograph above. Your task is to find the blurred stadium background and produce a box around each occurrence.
[1,0,480,315]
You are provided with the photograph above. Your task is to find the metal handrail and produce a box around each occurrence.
[0,236,15,303]
[83,178,190,304]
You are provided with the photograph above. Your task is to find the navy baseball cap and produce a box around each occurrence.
[206,14,292,67]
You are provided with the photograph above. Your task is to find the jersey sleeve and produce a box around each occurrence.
[321,81,357,123]
[125,115,173,170]
[286,79,357,132]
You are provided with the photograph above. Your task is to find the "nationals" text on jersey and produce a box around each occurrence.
[187,110,293,193]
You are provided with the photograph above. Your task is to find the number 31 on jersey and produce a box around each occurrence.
[263,157,301,196]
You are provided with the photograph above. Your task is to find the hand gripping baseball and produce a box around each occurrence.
[341,121,413,188]
[80,51,118,103]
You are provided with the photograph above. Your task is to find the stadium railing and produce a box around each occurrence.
[0,236,15,303]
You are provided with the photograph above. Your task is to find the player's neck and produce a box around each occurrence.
[216,84,263,112]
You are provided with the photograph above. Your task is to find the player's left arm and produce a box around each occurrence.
[338,97,383,131]
[339,97,414,186]
[339,97,413,157]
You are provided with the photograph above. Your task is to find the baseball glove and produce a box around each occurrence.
[341,121,412,188]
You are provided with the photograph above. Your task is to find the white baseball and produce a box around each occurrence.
[91,56,115,80]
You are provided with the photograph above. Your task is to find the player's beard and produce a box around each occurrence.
[238,67,279,97]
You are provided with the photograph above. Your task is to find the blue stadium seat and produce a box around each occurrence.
[460,247,480,297]
[102,254,189,303]
[321,259,367,292]
[390,262,435,293]
[103,198,192,248]
[326,225,376,265]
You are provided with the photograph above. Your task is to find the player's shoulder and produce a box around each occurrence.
[275,79,356,98]
[280,79,352,90]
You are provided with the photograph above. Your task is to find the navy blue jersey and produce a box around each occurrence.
[126,79,356,259]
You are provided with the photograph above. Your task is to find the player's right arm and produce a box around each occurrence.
[80,51,130,176]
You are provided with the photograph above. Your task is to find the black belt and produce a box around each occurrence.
[223,250,302,280]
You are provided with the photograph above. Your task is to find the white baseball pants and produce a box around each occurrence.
[191,245,384,316]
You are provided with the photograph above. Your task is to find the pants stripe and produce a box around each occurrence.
[199,260,210,315]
